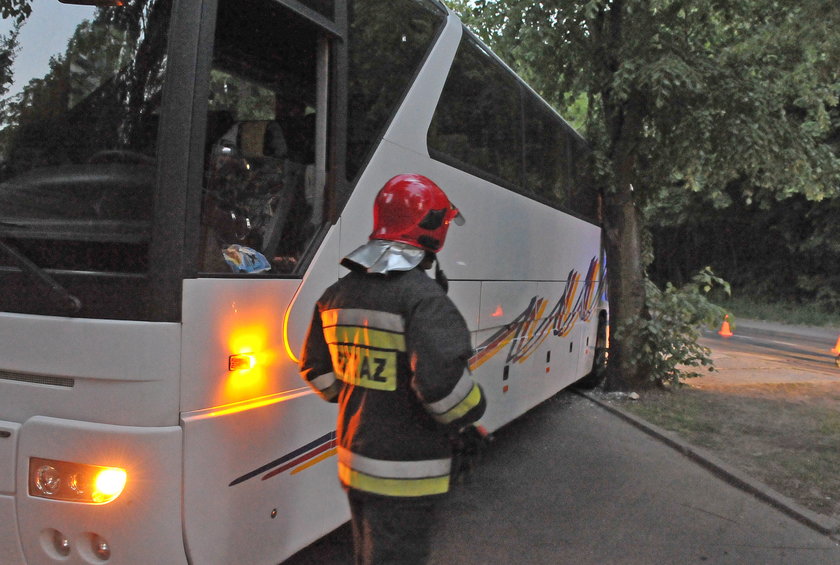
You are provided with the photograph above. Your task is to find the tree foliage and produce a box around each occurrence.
[450,0,840,389]
[458,0,840,202]
[648,186,840,314]
[0,0,30,24]
[629,267,729,387]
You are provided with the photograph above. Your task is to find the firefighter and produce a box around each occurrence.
[299,174,487,564]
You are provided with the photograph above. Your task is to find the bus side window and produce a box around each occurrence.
[426,35,523,190]
[428,29,597,223]
[197,0,326,275]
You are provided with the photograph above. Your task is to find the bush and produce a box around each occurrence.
[622,267,730,387]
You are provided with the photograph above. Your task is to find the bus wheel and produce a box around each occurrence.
[576,312,608,390]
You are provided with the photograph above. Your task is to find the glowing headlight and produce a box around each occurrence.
[29,458,127,504]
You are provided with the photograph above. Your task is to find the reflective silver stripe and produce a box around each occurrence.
[310,371,337,392]
[425,373,474,416]
[322,308,405,333]
[338,447,451,479]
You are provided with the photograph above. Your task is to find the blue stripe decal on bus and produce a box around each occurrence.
[229,431,336,487]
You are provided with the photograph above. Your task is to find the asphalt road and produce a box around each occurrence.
[695,320,840,389]
[285,390,840,564]
[700,321,840,377]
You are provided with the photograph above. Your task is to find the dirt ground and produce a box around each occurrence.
[607,346,840,521]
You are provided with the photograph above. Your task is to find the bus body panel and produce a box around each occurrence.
[442,174,601,282]
[468,280,598,431]
[309,134,602,435]
[0,494,25,564]
[383,11,462,155]
[333,143,603,433]
[179,225,344,564]
[181,393,345,565]
[471,281,539,430]
[0,315,181,427]
[477,282,542,332]
[0,421,19,494]
[0,421,24,563]
[446,280,481,332]
[180,278,302,413]
[15,417,185,565]
[577,322,599,379]
[180,224,340,414]
[0,1,606,562]
[535,280,595,391]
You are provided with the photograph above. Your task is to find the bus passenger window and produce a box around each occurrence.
[346,0,446,182]
[198,0,326,275]
[427,35,523,190]
[524,95,571,208]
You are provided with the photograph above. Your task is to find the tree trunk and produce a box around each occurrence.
[601,90,651,390]
[589,0,651,390]
[602,182,650,391]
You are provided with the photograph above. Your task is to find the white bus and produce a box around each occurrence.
[0,1,606,563]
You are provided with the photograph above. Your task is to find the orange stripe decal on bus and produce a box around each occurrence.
[469,256,606,371]
[229,431,336,487]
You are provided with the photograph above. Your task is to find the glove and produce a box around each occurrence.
[450,423,492,484]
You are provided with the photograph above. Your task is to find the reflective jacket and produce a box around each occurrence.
[299,266,486,498]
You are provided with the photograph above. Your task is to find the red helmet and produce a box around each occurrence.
[371,174,463,253]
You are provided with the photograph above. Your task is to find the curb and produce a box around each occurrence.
[576,389,840,539]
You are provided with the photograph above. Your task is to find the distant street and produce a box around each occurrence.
[698,321,840,386]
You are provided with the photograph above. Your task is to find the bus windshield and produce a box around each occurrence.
[0,0,170,318]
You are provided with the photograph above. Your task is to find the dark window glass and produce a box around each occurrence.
[198,0,325,275]
[0,1,171,318]
[524,94,571,207]
[566,140,599,221]
[428,36,523,189]
[429,32,599,223]
[428,37,522,186]
[346,0,445,180]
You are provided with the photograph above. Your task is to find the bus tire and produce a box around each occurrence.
[575,311,608,389]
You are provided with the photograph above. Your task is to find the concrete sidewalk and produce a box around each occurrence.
[428,393,839,564]
[582,390,840,537]
[583,317,840,538]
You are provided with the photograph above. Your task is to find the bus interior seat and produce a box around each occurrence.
[236,120,286,159]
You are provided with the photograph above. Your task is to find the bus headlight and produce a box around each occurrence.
[29,458,127,504]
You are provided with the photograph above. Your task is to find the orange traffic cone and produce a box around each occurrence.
[718,315,733,338]
[831,335,840,355]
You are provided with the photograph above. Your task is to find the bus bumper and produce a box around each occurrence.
[0,494,26,564]
[10,416,187,564]
[0,419,25,564]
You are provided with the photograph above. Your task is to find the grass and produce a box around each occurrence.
[598,297,840,520]
[606,385,840,520]
[716,295,840,328]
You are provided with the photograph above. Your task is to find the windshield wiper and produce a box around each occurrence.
[0,237,83,314]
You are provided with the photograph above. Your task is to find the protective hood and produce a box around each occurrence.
[340,239,426,274]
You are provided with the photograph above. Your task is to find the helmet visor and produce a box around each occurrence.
[449,203,465,226]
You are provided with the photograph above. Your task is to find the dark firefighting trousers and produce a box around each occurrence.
[347,489,439,565]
